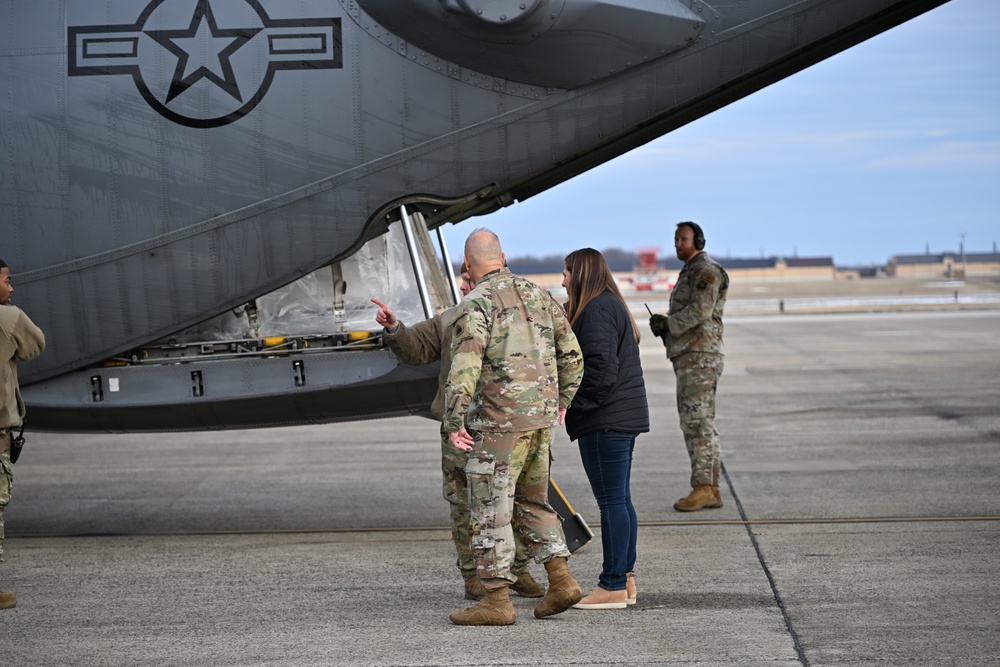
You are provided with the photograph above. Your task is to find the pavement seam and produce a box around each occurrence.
[723,460,810,667]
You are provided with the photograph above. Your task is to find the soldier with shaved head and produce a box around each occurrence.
[444,229,585,626]
[371,263,547,602]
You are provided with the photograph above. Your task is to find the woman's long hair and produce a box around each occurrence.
[564,248,640,343]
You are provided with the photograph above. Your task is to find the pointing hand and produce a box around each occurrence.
[371,297,398,332]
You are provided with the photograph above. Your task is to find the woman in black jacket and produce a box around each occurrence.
[562,248,649,610]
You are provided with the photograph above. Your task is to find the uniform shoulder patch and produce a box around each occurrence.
[695,270,716,290]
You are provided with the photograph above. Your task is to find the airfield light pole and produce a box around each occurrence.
[399,204,436,319]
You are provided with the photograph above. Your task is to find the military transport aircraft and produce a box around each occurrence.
[3,0,951,432]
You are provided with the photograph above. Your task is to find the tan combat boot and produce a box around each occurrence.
[534,557,583,618]
[510,571,546,598]
[0,591,16,609]
[449,585,516,626]
[673,485,720,511]
[463,573,486,601]
[712,485,724,508]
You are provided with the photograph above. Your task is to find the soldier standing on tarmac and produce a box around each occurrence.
[0,259,46,610]
[370,263,547,602]
[648,222,730,512]
[444,228,585,626]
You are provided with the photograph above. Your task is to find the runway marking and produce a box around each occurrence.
[9,514,998,540]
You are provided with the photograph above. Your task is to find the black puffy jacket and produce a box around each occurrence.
[565,291,649,441]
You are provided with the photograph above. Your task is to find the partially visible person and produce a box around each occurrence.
[0,259,46,610]
[371,264,546,602]
[561,248,649,610]
[648,222,729,512]
[444,228,584,626]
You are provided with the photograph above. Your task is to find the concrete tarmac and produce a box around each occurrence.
[3,310,999,666]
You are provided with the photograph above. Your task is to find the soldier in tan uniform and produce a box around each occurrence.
[444,228,585,626]
[0,259,46,609]
[649,222,729,512]
[371,264,546,601]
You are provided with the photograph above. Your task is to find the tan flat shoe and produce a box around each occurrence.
[573,585,628,610]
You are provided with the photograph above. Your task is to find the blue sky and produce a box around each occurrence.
[441,0,999,267]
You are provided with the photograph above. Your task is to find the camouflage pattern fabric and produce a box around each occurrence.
[665,252,729,360]
[388,310,533,577]
[0,444,11,564]
[0,305,45,569]
[0,305,46,431]
[444,267,583,434]
[383,306,462,421]
[439,427,533,578]
[465,429,570,588]
[673,352,724,487]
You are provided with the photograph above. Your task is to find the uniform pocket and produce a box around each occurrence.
[0,453,11,510]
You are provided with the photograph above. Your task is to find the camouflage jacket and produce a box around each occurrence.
[666,252,729,360]
[444,267,583,433]
[383,305,463,422]
[0,305,45,432]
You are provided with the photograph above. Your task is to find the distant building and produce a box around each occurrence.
[717,256,836,281]
[503,251,841,287]
[494,248,1000,287]
[887,252,1000,279]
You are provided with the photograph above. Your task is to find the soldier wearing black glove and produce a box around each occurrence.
[648,313,668,339]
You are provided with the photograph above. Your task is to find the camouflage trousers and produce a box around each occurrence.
[464,428,570,590]
[0,443,11,565]
[672,352,724,487]
[440,428,533,579]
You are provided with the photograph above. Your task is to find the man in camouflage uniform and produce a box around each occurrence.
[444,228,585,626]
[370,265,546,602]
[649,222,730,512]
[0,259,46,609]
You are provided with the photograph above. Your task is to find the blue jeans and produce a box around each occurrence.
[577,430,637,591]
